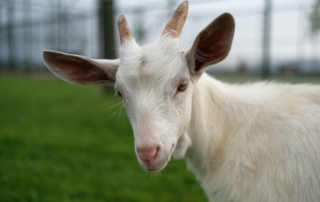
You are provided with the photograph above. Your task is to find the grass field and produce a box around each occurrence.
[0,75,207,202]
[1,73,319,202]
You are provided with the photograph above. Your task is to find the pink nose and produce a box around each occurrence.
[137,145,159,164]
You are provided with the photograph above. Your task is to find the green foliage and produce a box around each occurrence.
[0,76,206,202]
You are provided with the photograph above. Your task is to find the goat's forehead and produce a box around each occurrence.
[116,37,187,85]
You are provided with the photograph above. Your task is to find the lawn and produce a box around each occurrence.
[0,75,206,202]
[1,73,319,202]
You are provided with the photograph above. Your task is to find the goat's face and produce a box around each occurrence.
[115,37,193,171]
[43,1,235,172]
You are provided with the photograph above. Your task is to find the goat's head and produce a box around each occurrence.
[43,1,235,172]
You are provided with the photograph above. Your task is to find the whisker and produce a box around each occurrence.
[104,101,123,111]
[107,105,123,120]
[117,106,123,124]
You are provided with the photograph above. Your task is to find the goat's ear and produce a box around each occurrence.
[43,50,119,85]
[186,13,235,76]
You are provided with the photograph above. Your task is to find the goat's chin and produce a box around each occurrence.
[137,156,170,173]
[146,159,169,173]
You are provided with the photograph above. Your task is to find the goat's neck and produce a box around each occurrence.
[185,73,248,181]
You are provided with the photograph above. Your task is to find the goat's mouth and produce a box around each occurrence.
[144,143,175,173]
[147,158,169,173]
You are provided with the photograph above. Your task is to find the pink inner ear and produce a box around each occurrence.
[44,51,115,85]
[193,13,235,73]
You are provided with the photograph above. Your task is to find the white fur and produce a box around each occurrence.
[187,73,320,202]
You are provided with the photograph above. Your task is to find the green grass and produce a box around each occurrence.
[0,76,206,202]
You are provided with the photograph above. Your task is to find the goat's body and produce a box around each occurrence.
[43,2,320,200]
[186,73,320,202]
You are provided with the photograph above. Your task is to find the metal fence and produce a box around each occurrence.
[0,0,99,71]
[0,0,319,74]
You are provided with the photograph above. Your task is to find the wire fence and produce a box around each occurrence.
[0,0,98,71]
[0,0,319,74]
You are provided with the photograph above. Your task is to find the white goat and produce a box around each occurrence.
[43,1,320,201]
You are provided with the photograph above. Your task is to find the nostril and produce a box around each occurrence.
[155,146,160,158]
[137,145,159,163]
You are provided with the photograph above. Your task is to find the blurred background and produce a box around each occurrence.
[0,0,320,76]
[0,0,320,201]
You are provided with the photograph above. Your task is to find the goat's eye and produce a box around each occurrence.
[177,82,188,91]
[117,91,122,97]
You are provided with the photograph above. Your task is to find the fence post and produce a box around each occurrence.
[261,0,272,79]
[7,1,15,70]
[98,0,116,94]
[98,0,116,60]
[23,0,31,72]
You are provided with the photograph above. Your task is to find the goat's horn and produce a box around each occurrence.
[161,1,188,38]
[118,15,133,44]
